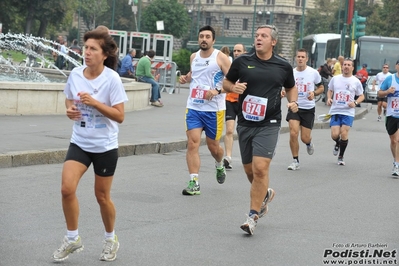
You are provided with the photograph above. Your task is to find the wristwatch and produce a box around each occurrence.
[354,101,358,105]
[216,88,222,94]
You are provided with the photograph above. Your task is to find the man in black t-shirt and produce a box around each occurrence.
[223,25,298,235]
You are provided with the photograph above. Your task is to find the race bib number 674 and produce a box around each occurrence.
[242,95,268,122]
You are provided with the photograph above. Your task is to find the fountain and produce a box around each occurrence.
[0,33,150,115]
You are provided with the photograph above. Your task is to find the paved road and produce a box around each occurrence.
[1,99,398,266]
[0,87,370,168]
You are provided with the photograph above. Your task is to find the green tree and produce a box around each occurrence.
[173,48,191,74]
[140,0,190,38]
[304,0,338,35]
[80,0,109,30]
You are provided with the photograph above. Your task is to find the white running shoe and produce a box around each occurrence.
[259,188,276,218]
[392,163,399,176]
[287,160,300,170]
[99,235,120,261]
[307,143,314,155]
[333,144,339,156]
[240,214,259,235]
[52,236,84,262]
[337,157,345,166]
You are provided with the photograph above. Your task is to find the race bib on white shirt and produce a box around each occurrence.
[74,99,106,129]
[190,84,210,105]
[390,96,399,114]
[335,91,351,106]
[242,94,268,122]
[297,83,309,98]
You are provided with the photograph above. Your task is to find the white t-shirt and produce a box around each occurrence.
[328,75,364,117]
[293,66,322,110]
[186,49,226,112]
[64,66,128,152]
[375,72,390,89]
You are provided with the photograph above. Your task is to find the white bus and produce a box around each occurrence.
[353,36,399,75]
[297,33,341,69]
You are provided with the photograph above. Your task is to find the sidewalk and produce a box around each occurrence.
[0,87,372,168]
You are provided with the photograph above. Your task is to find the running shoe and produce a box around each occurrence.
[52,236,84,262]
[259,188,276,218]
[392,163,399,176]
[216,166,226,184]
[99,235,119,261]
[333,144,339,156]
[182,180,200,195]
[223,157,233,170]
[307,143,314,155]
[337,157,345,166]
[287,160,300,170]
[378,116,381,122]
[240,214,259,235]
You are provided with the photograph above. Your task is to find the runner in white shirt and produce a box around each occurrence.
[286,48,324,170]
[373,63,391,121]
[327,58,364,166]
[52,26,127,262]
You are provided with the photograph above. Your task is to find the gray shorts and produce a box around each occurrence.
[237,125,280,164]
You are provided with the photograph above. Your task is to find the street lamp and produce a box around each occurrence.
[299,0,306,48]
[251,0,258,40]
[111,0,115,29]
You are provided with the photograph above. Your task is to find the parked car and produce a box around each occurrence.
[365,75,378,102]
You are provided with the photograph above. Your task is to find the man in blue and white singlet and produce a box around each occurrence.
[378,60,399,176]
[179,25,231,196]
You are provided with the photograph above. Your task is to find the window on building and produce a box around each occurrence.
[296,0,304,7]
[224,18,230,30]
[206,0,214,3]
[243,18,248,30]
[266,0,275,4]
[206,17,212,26]
[243,0,252,5]
[225,0,233,4]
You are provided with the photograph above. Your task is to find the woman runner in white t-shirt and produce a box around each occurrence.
[52,26,128,262]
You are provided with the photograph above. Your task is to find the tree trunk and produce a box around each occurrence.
[37,19,48,37]
[24,2,36,35]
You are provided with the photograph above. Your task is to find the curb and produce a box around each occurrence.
[0,104,372,168]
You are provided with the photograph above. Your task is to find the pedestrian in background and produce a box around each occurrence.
[118,49,136,80]
[136,49,163,107]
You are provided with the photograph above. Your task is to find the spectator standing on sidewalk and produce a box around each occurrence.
[327,58,364,166]
[178,25,231,196]
[223,43,246,170]
[136,49,163,107]
[52,26,127,262]
[285,48,324,170]
[332,56,344,76]
[223,25,298,235]
[374,63,391,121]
[319,58,333,103]
[378,60,399,176]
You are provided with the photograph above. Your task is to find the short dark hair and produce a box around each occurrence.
[147,49,155,58]
[296,48,308,57]
[198,25,215,40]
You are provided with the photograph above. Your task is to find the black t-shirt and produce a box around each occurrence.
[225,52,295,127]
